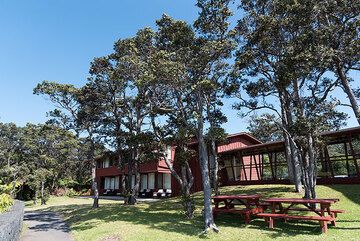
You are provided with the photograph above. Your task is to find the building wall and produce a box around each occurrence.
[172,135,262,196]
[95,134,262,196]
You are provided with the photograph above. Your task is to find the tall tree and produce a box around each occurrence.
[0,123,21,196]
[229,0,348,198]
[311,0,360,124]
[34,82,101,208]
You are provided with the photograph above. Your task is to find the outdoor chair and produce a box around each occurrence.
[139,189,146,197]
[157,189,166,198]
[165,189,172,197]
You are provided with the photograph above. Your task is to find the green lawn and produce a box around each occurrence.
[26,184,360,241]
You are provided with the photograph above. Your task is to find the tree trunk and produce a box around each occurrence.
[129,160,140,205]
[92,163,99,208]
[198,133,218,232]
[196,93,218,232]
[209,139,219,195]
[121,174,126,197]
[279,92,302,192]
[335,61,360,125]
[163,145,195,218]
[41,180,46,205]
[34,189,38,205]
[181,161,195,218]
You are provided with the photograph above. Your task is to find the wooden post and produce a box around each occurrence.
[261,154,264,179]
[253,155,260,180]
[344,142,350,177]
[268,153,275,180]
[249,155,253,181]
[274,152,277,179]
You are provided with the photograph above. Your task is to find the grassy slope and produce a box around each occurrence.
[26,185,360,241]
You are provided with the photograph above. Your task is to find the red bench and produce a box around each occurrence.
[212,194,262,224]
[285,208,345,217]
[257,213,334,233]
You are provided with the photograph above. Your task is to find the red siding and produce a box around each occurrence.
[96,133,262,196]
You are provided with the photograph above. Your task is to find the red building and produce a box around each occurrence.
[95,132,262,196]
[95,127,360,197]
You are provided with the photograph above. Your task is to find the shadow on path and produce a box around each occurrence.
[22,210,73,241]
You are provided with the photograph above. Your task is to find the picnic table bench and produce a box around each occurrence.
[257,198,344,233]
[212,194,263,224]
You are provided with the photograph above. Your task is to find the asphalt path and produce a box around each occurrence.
[22,210,73,241]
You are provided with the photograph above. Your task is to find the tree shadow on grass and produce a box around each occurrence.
[43,203,206,238]
[327,184,360,205]
[40,185,338,239]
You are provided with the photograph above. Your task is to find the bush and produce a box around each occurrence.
[0,193,14,213]
[65,188,79,197]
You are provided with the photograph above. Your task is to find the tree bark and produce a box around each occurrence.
[163,146,195,218]
[92,162,99,208]
[129,160,140,205]
[335,60,360,125]
[34,189,38,205]
[209,139,219,195]
[41,180,46,205]
[196,94,218,232]
[279,91,302,192]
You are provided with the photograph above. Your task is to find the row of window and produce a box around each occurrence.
[103,173,171,190]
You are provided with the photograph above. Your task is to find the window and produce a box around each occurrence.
[114,176,119,189]
[148,173,155,189]
[104,176,120,190]
[104,177,111,189]
[164,173,171,189]
[233,156,241,181]
[224,159,234,181]
[141,174,148,190]
[103,158,110,168]
[224,157,241,181]
[157,173,163,188]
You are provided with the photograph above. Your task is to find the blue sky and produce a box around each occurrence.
[0,1,358,134]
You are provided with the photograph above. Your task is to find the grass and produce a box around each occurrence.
[25,184,360,241]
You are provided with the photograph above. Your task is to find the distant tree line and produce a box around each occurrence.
[0,122,97,204]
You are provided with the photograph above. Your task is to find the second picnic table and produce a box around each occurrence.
[257,197,344,233]
[212,194,264,224]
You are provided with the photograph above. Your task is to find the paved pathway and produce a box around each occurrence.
[22,210,73,241]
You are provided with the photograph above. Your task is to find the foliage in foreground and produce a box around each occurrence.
[0,180,14,213]
[27,184,360,241]
[0,193,13,213]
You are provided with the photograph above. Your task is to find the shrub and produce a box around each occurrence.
[0,193,13,213]
[65,188,79,197]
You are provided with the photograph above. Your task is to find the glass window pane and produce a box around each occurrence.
[104,177,110,189]
[110,177,115,189]
[115,176,119,189]
[131,175,135,188]
[148,173,155,189]
[226,167,234,181]
[141,174,148,190]
[157,173,163,189]
[164,173,171,189]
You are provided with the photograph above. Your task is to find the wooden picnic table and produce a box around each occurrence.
[212,194,263,224]
[257,197,344,233]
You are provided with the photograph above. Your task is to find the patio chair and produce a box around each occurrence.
[165,189,172,197]
[157,189,166,198]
